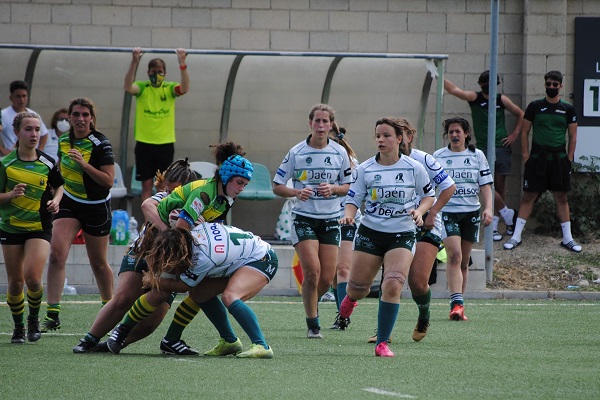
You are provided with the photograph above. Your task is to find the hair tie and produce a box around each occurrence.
[336,132,345,140]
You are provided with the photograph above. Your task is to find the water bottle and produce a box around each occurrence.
[62,278,77,295]
[128,216,139,245]
[110,209,129,245]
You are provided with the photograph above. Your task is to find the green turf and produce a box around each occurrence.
[1,296,599,399]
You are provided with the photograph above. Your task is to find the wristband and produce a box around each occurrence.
[179,64,187,70]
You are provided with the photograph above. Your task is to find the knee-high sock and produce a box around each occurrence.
[376,299,399,345]
[228,299,268,348]
[7,292,25,325]
[164,296,201,341]
[336,282,348,311]
[198,297,237,343]
[46,303,61,320]
[123,294,156,328]
[27,287,43,318]
[412,288,431,320]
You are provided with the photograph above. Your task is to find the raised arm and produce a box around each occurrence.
[175,48,189,95]
[444,78,478,102]
[124,47,142,95]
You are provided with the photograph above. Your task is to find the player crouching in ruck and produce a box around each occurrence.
[107,223,278,359]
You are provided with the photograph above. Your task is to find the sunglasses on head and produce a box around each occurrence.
[545,81,560,88]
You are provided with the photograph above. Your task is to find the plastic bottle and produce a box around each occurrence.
[62,278,77,295]
[128,216,139,245]
[110,209,129,245]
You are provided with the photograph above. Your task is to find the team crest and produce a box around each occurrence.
[306,157,313,165]
[374,174,382,182]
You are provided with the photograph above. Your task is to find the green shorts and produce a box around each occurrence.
[290,214,340,246]
[246,249,278,282]
[341,223,357,242]
[353,225,416,257]
[441,210,481,243]
[118,248,148,274]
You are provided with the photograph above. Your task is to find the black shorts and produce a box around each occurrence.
[135,142,175,181]
[340,223,357,242]
[0,229,52,245]
[54,195,112,237]
[523,156,571,193]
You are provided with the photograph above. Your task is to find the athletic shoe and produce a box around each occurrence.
[560,240,582,253]
[307,327,323,339]
[107,323,130,354]
[493,230,503,241]
[11,324,26,344]
[160,338,199,356]
[95,341,110,353]
[330,313,340,329]
[27,316,41,342]
[203,338,243,356]
[449,304,468,321]
[375,342,394,357]
[236,344,274,359]
[503,238,521,250]
[73,339,101,354]
[506,209,518,235]
[367,330,393,344]
[337,316,351,331]
[412,318,430,342]
[320,290,336,302]
[339,296,357,318]
[41,316,60,332]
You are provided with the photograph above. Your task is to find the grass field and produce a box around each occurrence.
[1,295,599,400]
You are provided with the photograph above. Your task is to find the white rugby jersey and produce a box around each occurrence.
[432,146,493,213]
[346,154,435,233]
[179,223,272,287]
[408,148,455,202]
[274,136,352,219]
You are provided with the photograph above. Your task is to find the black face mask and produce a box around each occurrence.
[481,84,490,95]
[546,87,559,98]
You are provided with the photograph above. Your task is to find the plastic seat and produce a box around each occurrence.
[130,165,156,196]
[189,161,217,180]
[237,163,276,201]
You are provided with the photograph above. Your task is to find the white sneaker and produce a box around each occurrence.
[320,291,336,302]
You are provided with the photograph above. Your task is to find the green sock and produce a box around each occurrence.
[164,296,201,341]
[123,294,156,328]
[46,303,61,320]
[228,299,267,348]
[7,292,25,325]
[306,317,320,330]
[377,300,399,345]
[27,287,44,318]
[412,289,431,320]
[198,297,237,343]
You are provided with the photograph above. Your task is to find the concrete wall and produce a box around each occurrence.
[1,0,598,235]
[0,244,486,297]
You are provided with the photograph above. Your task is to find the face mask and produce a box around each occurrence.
[57,120,70,133]
[481,84,490,95]
[545,87,559,98]
[149,73,165,86]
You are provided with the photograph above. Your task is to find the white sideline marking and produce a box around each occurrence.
[363,387,416,398]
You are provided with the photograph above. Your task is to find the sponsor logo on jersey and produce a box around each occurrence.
[324,156,332,166]
[395,173,404,183]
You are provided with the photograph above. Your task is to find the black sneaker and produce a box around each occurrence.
[73,338,105,353]
[337,316,351,331]
[27,316,41,342]
[11,324,26,344]
[107,323,131,354]
[41,316,60,333]
[160,338,199,356]
[330,313,340,329]
[95,341,110,353]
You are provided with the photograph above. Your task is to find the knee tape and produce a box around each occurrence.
[382,270,406,286]
[347,280,371,293]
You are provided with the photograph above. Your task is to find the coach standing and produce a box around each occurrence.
[124,47,190,201]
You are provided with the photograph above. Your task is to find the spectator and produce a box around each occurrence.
[503,70,581,252]
[444,71,523,241]
[1,80,48,156]
[44,108,69,160]
[125,47,190,202]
